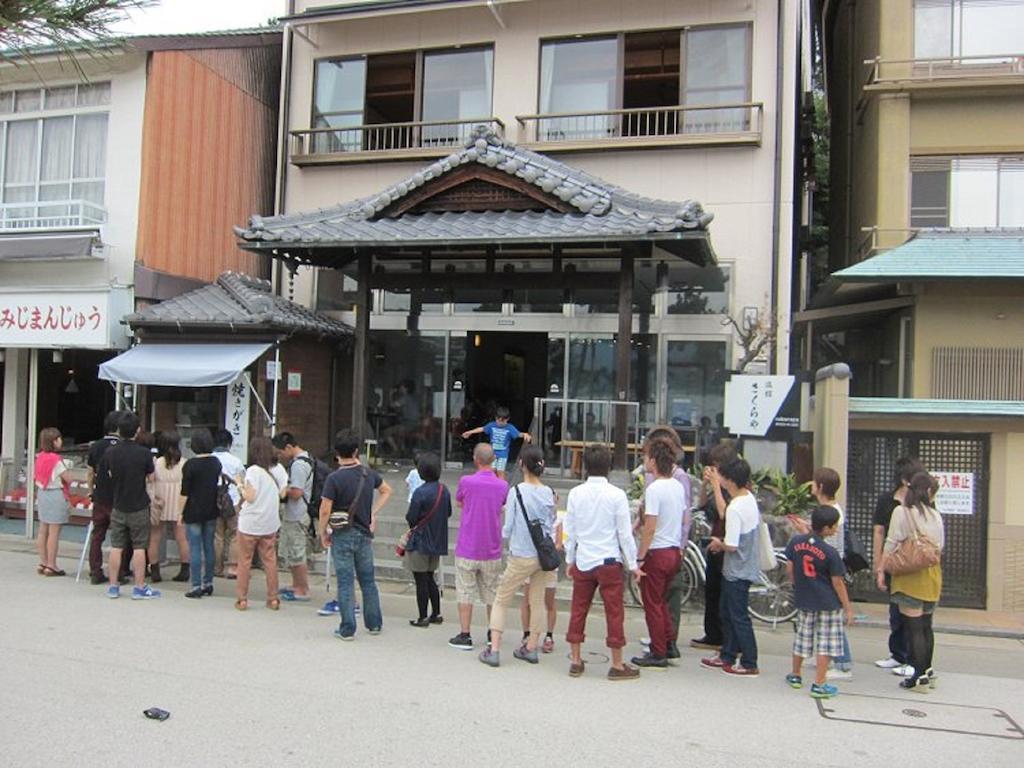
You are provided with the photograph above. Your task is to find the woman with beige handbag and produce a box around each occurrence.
[878,471,944,692]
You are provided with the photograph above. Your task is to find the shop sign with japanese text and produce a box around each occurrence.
[723,375,797,437]
[225,373,251,464]
[0,289,131,348]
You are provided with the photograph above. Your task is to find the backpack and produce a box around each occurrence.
[843,526,870,574]
[216,474,236,519]
[296,455,332,533]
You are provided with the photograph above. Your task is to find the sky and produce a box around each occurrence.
[110,0,288,36]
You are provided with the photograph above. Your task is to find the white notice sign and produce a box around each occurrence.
[933,471,974,516]
[225,373,251,464]
[723,375,795,437]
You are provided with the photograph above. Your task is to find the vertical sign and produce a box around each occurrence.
[226,373,251,464]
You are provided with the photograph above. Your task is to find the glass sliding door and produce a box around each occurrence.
[665,340,727,436]
[682,25,751,133]
[421,48,493,146]
[539,37,618,140]
[313,58,367,153]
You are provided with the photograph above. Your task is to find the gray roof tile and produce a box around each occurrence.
[128,271,350,339]
[235,126,714,260]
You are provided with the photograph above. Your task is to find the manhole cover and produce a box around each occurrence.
[565,650,610,664]
[902,709,927,719]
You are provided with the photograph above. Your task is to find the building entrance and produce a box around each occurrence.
[448,331,548,466]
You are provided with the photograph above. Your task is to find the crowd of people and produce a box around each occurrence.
[31,408,945,693]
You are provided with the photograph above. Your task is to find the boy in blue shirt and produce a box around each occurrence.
[461,406,531,479]
[784,505,854,699]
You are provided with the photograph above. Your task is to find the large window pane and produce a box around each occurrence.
[910,164,950,227]
[369,332,446,462]
[914,0,953,58]
[73,113,107,179]
[628,334,657,426]
[422,48,493,145]
[313,58,367,153]
[539,37,618,140]
[4,120,39,190]
[950,158,997,227]
[683,25,751,132]
[666,263,731,315]
[998,158,1024,227]
[666,341,727,430]
[960,0,1024,59]
[41,116,73,182]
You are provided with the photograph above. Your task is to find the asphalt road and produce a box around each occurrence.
[1,546,1022,768]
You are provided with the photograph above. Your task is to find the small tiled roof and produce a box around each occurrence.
[834,230,1024,282]
[236,126,714,262]
[128,271,350,339]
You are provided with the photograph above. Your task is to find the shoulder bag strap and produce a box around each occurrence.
[515,484,530,528]
[411,484,445,533]
[346,466,368,514]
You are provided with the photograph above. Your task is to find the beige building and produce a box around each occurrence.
[808,0,1024,610]
[263,0,803,467]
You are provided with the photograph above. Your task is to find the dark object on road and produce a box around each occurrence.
[143,708,170,721]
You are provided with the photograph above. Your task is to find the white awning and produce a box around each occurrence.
[98,343,271,387]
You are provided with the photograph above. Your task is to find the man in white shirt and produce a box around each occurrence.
[212,429,245,578]
[564,445,642,681]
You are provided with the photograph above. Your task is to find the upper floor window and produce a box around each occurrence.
[312,46,494,153]
[915,0,1024,59]
[0,83,109,229]
[537,25,752,140]
[910,155,1024,228]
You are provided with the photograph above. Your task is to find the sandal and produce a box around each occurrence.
[42,566,66,577]
[37,563,46,575]
[234,598,248,611]
[266,598,280,611]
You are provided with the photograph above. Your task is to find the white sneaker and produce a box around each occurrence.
[874,657,901,668]
[892,664,915,677]
[827,668,853,680]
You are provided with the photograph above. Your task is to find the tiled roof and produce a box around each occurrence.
[834,230,1024,282]
[236,126,714,262]
[128,271,350,339]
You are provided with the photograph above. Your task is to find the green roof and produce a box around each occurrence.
[850,398,1024,418]
[834,230,1024,282]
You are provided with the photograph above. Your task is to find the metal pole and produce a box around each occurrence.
[25,347,38,539]
[271,342,281,433]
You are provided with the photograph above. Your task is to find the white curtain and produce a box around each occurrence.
[2,120,37,207]
[73,113,107,205]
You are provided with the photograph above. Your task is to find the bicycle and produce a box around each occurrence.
[625,511,797,627]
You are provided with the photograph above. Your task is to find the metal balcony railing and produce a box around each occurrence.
[0,199,106,231]
[515,102,763,145]
[290,117,505,160]
[865,53,1024,85]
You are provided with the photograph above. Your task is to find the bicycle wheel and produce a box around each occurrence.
[747,555,797,625]
[676,558,699,609]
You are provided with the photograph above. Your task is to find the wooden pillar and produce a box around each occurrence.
[351,251,371,438]
[614,250,634,470]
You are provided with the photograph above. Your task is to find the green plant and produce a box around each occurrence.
[756,470,814,518]
[626,472,646,501]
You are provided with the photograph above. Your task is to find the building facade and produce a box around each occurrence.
[268,0,802,466]
[810,0,1024,610]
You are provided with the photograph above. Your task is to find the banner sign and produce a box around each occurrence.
[0,288,131,348]
[723,375,798,437]
[225,373,251,464]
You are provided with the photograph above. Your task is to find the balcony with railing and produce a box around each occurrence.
[515,103,763,151]
[0,200,107,232]
[864,53,1024,93]
[290,117,505,165]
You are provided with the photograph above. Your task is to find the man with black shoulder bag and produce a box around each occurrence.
[318,430,392,641]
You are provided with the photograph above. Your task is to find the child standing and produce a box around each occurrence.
[461,406,532,479]
[784,505,854,698]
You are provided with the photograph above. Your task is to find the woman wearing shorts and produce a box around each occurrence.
[479,446,556,667]
[34,427,73,576]
[879,471,944,692]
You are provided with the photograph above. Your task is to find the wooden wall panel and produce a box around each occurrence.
[136,48,279,283]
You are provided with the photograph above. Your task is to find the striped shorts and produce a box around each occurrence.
[793,609,845,659]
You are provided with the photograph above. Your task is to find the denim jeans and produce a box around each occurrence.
[187,520,216,588]
[332,528,382,637]
[719,578,758,669]
[833,630,853,670]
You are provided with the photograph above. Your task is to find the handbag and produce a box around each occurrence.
[328,466,368,531]
[843,526,871,574]
[515,484,560,572]
[216,473,236,520]
[883,505,942,576]
[757,518,778,571]
[396,484,444,557]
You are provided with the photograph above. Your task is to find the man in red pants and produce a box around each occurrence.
[564,445,642,681]
[632,438,686,668]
